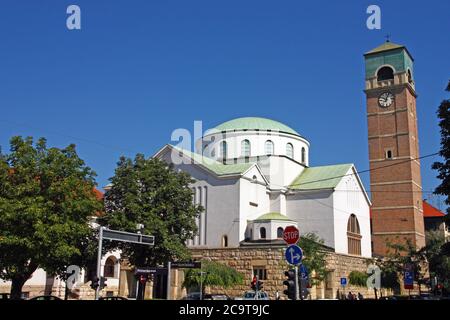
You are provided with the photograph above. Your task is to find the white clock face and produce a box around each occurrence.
[378,92,394,108]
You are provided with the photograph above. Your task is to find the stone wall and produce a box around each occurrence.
[186,245,389,300]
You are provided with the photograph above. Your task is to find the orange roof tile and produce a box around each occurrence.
[423,200,445,218]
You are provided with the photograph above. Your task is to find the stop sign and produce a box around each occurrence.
[283,226,299,245]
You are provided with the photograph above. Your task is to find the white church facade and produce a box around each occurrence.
[155,117,372,258]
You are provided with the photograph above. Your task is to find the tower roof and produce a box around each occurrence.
[214,117,300,136]
[364,41,413,60]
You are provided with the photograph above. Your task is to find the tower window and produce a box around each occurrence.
[259,227,266,239]
[265,140,274,155]
[241,140,251,157]
[377,66,394,81]
[301,147,306,164]
[385,149,393,159]
[407,69,413,83]
[286,143,294,159]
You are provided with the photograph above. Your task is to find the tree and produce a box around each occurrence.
[375,240,427,295]
[297,233,328,285]
[100,155,202,268]
[0,136,101,299]
[422,231,450,293]
[182,261,244,294]
[432,80,450,216]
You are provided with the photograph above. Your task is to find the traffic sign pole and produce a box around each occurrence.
[95,226,104,300]
[294,266,299,301]
[166,261,171,300]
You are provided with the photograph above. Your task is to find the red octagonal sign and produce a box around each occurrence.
[283,226,299,245]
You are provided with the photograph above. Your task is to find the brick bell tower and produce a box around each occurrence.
[364,41,425,256]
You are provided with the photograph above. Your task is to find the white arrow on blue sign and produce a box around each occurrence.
[285,244,303,265]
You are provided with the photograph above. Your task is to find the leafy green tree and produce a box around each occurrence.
[182,261,244,294]
[0,136,101,299]
[375,240,427,295]
[422,231,450,292]
[432,80,450,256]
[100,155,201,268]
[432,80,450,216]
[297,233,328,285]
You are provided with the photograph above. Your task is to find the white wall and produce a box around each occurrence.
[198,131,310,166]
[159,149,242,248]
[286,190,336,249]
[333,168,372,257]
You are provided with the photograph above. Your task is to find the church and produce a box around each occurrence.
[1,40,436,300]
[155,117,372,258]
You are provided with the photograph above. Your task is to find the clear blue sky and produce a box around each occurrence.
[0,1,449,208]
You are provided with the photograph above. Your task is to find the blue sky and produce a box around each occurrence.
[0,1,449,208]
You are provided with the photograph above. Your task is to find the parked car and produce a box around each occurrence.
[180,292,201,300]
[99,296,128,301]
[241,291,269,300]
[203,294,231,300]
[28,295,62,301]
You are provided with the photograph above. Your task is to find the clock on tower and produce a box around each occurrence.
[364,41,425,256]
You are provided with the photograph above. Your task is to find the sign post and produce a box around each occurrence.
[95,227,155,300]
[283,226,302,300]
[340,277,347,299]
[285,244,303,300]
[283,226,300,245]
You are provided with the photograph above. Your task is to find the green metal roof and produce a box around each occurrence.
[364,41,405,55]
[254,212,293,221]
[171,145,254,176]
[289,164,353,190]
[214,117,300,136]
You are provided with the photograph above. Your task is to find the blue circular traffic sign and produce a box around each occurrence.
[285,245,303,265]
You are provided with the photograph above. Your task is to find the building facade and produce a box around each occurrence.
[155,116,372,258]
[364,41,426,255]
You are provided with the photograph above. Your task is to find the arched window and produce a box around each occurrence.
[377,66,394,81]
[277,227,284,239]
[286,143,294,159]
[241,140,251,157]
[222,235,228,247]
[407,69,413,83]
[220,141,227,160]
[265,140,274,155]
[260,227,266,239]
[301,147,306,164]
[347,214,362,256]
[104,256,116,278]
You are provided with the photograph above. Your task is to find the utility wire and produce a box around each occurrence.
[288,152,439,188]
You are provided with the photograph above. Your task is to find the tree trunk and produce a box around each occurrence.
[10,277,26,300]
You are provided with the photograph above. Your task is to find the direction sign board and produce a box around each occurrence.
[283,226,300,245]
[171,261,202,269]
[103,229,155,246]
[134,267,167,275]
[340,277,347,286]
[285,245,303,265]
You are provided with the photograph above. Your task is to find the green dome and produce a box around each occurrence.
[254,212,294,222]
[214,117,300,136]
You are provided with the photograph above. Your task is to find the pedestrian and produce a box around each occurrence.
[276,290,280,300]
[358,292,364,300]
[347,291,354,300]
